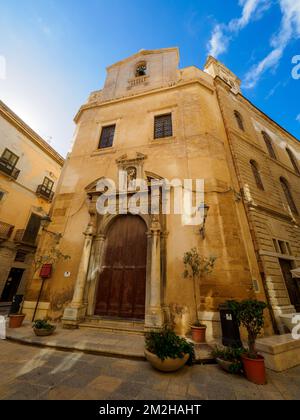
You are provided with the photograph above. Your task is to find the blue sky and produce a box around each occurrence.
[0,0,299,157]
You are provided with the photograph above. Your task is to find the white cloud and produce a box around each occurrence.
[207,0,271,57]
[265,81,282,99]
[207,25,229,57]
[244,0,300,88]
[296,113,300,122]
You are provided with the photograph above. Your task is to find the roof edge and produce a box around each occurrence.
[0,100,64,166]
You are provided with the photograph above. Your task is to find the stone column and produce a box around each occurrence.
[86,234,106,315]
[145,216,164,329]
[62,223,94,328]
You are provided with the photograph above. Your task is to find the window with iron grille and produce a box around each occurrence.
[262,131,276,160]
[98,125,116,149]
[286,148,300,175]
[250,160,264,190]
[280,177,298,215]
[154,114,173,139]
[15,250,27,262]
[42,177,54,191]
[1,148,19,167]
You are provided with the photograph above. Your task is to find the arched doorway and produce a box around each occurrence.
[94,215,147,319]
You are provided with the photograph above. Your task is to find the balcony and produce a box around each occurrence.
[36,184,54,202]
[0,221,14,241]
[14,229,39,247]
[0,158,20,180]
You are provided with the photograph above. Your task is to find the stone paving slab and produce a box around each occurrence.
[6,322,146,360]
[5,321,214,362]
[0,340,299,400]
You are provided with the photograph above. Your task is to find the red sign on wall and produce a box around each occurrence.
[40,264,52,279]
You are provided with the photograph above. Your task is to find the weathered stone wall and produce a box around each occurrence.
[215,77,300,331]
[24,49,269,337]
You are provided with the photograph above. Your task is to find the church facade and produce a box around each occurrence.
[24,48,300,338]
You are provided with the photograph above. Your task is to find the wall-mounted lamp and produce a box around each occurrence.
[40,214,52,229]
[199,203,210,239]
[40,214,61,239]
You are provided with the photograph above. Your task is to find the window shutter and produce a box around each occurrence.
[280,177,298,215]
[250,160,264,190]
[286,148,300,175]
[99,125,116,149]
[234,111,244,131]
[154,114,173,139]
[23,214,42,244]
[262,132,276,160]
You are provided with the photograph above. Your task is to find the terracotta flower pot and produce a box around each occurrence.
[9,314,26,328]
[191,326,207,343]
[242,354,266,385]
[33,326,56,337]
[144,349,189,372]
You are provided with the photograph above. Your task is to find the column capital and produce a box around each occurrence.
[84,222,95,237]
[150,215,161,233]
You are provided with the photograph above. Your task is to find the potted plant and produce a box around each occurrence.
[183,248,216,343]
[33,319,56,336]
[9,295,26,328]
[211,345,244,374]
[228,299,268,385]
[145,328,195,372]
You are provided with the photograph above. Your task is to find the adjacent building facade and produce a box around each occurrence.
[0,100,64,313]
[24,48,300,337]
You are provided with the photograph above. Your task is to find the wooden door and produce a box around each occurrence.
[0,268,24,302]
[95,215,147,319]
[279,259,300,312]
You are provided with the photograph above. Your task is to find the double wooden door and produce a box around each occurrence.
[95,215,147,319]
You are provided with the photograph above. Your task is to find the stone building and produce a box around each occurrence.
[0,100,64,313]
[207,56,300,333]
[24,48,300,337]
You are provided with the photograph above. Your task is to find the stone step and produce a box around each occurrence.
[79,317,146,335]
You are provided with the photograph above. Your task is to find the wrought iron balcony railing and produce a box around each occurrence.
[0,221,14,240]
[36,184,54,201]
[14,229,39,247]
[0,158,20,180]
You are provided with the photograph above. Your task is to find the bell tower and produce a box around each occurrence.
[204,55,241,94]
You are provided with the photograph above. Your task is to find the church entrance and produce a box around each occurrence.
[94,215,147,320]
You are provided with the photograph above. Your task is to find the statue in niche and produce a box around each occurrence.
[126,166,137,189]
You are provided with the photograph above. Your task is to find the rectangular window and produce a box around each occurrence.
[98,125,116,149]
[42,177,54,191]
[278,240,287,255]
[14,250,27,262]
[273,239,279,253]
[1,148,19,167]
[154,114,173,139]
[286,242,292,256]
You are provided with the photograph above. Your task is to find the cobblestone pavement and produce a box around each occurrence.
[0,340,299,400]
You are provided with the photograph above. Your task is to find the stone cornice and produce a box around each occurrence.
[0,100,64,166]
[74,78,215,123]
[247,202,299,225]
